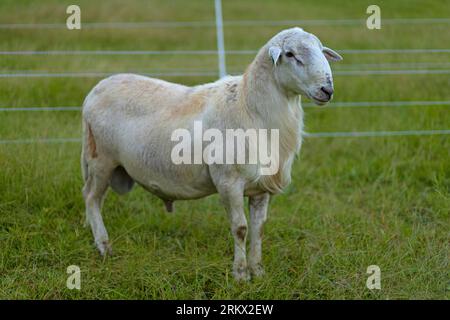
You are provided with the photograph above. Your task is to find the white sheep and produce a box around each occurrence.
[81,27,342,280]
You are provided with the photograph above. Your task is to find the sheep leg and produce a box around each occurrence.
[248,193,270,277]
[216,181,249,281]
[82,162,114,256]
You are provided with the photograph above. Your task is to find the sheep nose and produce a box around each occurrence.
[321,86,334,98]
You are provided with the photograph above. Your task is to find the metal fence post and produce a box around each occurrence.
[214,0,227,78]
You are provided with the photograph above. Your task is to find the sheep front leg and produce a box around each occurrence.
[249,193,270,277]
[217,182,249,281]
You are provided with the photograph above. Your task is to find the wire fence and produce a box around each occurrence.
[1,69,450,78]
[1,3,449,142]
[1,18,449,29]
[1,100,450,112]
[1,129,450,145]
[1,49,450,55]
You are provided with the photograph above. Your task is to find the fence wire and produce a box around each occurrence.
[1,49,450,56]
[1,129,449,145]
[1,18,449,29]
[1,100,450,112]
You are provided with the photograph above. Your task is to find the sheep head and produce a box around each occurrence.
[267,27,342,105]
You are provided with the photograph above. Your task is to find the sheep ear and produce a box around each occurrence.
[268,46,282,65]
[323,47,343,62]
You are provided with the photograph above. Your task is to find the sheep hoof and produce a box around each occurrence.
[233,266,251,282]
[249,264,265,277]
[83,213,91,228]
[96,239,113,256]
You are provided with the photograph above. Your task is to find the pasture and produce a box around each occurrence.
[0,0,449,299]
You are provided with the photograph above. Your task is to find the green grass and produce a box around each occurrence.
[0,0,449,299]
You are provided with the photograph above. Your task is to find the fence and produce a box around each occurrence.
[1,0,449,144]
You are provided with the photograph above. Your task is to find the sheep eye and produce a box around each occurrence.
[285,52,294,58]
[295,58,304,65]
[285,52,303,65]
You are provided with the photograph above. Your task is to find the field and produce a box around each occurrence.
[0,0,449,299]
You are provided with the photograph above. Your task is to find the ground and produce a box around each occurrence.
[0,0,449,299]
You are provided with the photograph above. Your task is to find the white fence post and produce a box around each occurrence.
[214,0,227,78]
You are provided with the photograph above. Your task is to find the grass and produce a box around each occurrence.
[0,0,449,299]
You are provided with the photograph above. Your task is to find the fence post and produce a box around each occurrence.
[214,0,227,78]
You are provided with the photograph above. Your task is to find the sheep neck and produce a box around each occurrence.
[242,51,302,129]
[242,51,304,193]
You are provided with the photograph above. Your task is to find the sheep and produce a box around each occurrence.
[81,27,342,281]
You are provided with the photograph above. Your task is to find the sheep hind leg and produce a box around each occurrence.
[83,159,115,256]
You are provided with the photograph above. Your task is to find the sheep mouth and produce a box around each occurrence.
[311,96,330,105]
